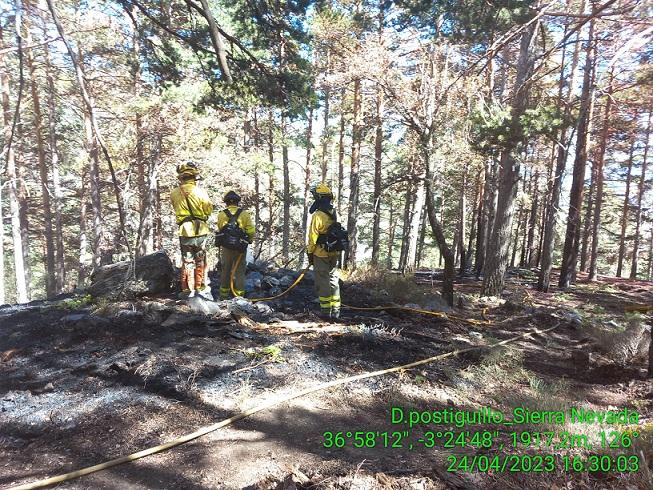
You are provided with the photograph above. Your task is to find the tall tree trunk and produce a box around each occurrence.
[266,111,276,258]
[588,74,613,281]
[647,228,653,281]
[82,96,104,269]
[481,20,538,297]
[511,202,524,268]
[538,0,585,292]
[140,134,160,258]
[371,82,383,266]
[474,157,491,277]
[387,201,396,269]
[526,171,540,268]
[405,176,426,272]
[558,15,596,288]
[630,110,651,279]
[42,22,65,291]
[0,171,4,303]
[423,146,455,305]
[300,107,313,265]
[345,77,362,270]
[617,139,635,277]
[417,210,428,268]
[281,114,290,263]
[579,159,595,272]
[466,171,481,268]
[458,166,468,274]
[398,178,414,271]
[337,87,346,216]
[0,25,28,303]
[78,170,90,285]
[320,51,331,182]
[25,26,56,297]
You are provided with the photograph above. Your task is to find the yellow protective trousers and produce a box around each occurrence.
[313,255,340,317]
[220,247,246,299]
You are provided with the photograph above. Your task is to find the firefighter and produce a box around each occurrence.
[170,161,214,298]
[216,191,255,299]
[307,183,342,320]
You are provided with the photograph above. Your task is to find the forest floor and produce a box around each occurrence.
[1,267,652,490]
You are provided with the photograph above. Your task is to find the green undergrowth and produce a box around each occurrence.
[56,294,93,310]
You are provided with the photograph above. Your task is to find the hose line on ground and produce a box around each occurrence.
[9,323,560,490]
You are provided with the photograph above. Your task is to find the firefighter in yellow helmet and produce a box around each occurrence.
[170,161,214,297]
[307,183,345,320]
[216,191,255,299]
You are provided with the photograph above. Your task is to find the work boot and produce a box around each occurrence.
[330,308,341,320]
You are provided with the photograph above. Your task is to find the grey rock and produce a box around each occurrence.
[88,251,174,299]
[187,296,229,317]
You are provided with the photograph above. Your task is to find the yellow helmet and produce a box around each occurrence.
[312,183,333,197]
[176,161,200,180]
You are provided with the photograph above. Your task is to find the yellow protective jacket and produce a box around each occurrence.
[307,209,339,258]
[217,205,255,242]
[170,182,214,237]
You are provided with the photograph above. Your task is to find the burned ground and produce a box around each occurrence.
[1,269,652,489]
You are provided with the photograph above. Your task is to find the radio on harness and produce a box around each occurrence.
[215,208,250,252]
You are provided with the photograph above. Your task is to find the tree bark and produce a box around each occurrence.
[458,166,468,274]
[42,21,65,291]
[337,87,346,216]
[617,138,635,277]
[387,201,396,269]
[186,0,232,83]
[398,177,414,271]
[481,20,539,297]
[345,77,362,270]
[371,82,383,266]
[630,110,651,279]
[525,170,540,268]
[579,158,595,273]
[0,25,28,303]
[538,0,585,292]
[405,175,425,272]
[558,14,596,289]
[300,107,313,265]
[25,26,56,297]
[423,146,455,306]
[281,113,290,263]
[588,74,613,281]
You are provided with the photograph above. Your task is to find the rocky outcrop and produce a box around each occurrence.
[88,251,175,299]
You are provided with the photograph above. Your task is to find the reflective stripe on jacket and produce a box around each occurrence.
[216,205,256,242]
[170,182,214,237]
[307,209,339,258]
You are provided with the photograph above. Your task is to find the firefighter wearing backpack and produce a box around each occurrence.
[216,191,255,299]
[170,162,214,298]
[307,183,348,320]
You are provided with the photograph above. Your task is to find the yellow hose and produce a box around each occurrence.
[9,323,560,490]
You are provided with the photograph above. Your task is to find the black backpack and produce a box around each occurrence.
[215,209,249,252]
[317,210,349,253]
